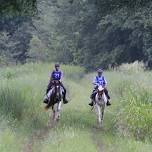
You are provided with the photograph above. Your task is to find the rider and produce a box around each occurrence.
[43,63,68,104]
[89,68,111,106]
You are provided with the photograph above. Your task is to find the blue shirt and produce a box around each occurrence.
[93,75,107,87]
[50,70,63,81]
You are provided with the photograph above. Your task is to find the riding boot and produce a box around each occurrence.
[60,83,68,104]
[107,95,110,100]
[104,89,110,100]
[63,93,68,104]
[43,95,49,104]
[107,100,111,106]
[89,101,94,106]
[104,89,111,106]
[89,92,95,106]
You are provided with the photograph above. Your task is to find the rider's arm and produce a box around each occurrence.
[93,77,98,87]
[60,71,63,82]
[103,76,107,87]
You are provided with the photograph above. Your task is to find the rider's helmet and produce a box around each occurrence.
[55,63,60,67]
[97,68,103,73]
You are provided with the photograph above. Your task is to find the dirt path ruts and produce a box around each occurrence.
[91,127,104,152]
[22,126,51,152]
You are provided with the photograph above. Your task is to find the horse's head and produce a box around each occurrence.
[53,80,62,101]
[97,85,104,100]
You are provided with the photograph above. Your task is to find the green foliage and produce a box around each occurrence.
[1,0,152,70]
[28,35,50,62]
[0,0,36,66]
[114,71,152,142]
[0,128,22,152]
[0,63,85,132]
[118,61,145,74]
[0,0,37,16]
[96,0,150,15]
[45,0,152,70]
[0,63,151,151]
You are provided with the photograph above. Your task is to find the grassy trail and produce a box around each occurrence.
[23,126,50,152]
[21,74,123,152]
[0,63,152,152]
[92,128,104,152]
[23,74,100,152]
[23,71,152,152]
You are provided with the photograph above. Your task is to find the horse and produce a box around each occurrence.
[93,85,107,128]
[45,80,64,123]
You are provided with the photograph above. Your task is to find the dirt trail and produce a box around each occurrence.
[91,127,105,152]
[22,126,51,152]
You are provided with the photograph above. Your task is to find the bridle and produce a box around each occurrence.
[52,80,62,102]
[97,85,104,100]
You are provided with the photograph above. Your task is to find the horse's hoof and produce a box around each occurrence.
[56,116,60,121]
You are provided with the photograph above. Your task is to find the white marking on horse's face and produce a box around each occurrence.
[98,85,104,91]
[55,85,61,97]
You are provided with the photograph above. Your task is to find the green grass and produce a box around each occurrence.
[0,63,152,152]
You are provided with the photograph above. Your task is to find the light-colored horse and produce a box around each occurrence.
[94,85,107,128]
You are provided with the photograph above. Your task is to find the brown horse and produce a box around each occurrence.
[45,80,63,122]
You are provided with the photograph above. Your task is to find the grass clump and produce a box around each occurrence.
[115,82,152,141]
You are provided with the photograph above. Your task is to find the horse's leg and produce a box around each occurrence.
[54,103,60,121]
[56,101,62,121]
[95,104,102,128]
[52,106,56,122]
[101,105,105,125]
[53,104,60,122]
[47,106,54,128]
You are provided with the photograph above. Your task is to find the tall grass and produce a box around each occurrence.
[0,62,151,152]
[117,61,145,74]
[0,63,90,152]
[106,62,152,142]
[115,82,152,141]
